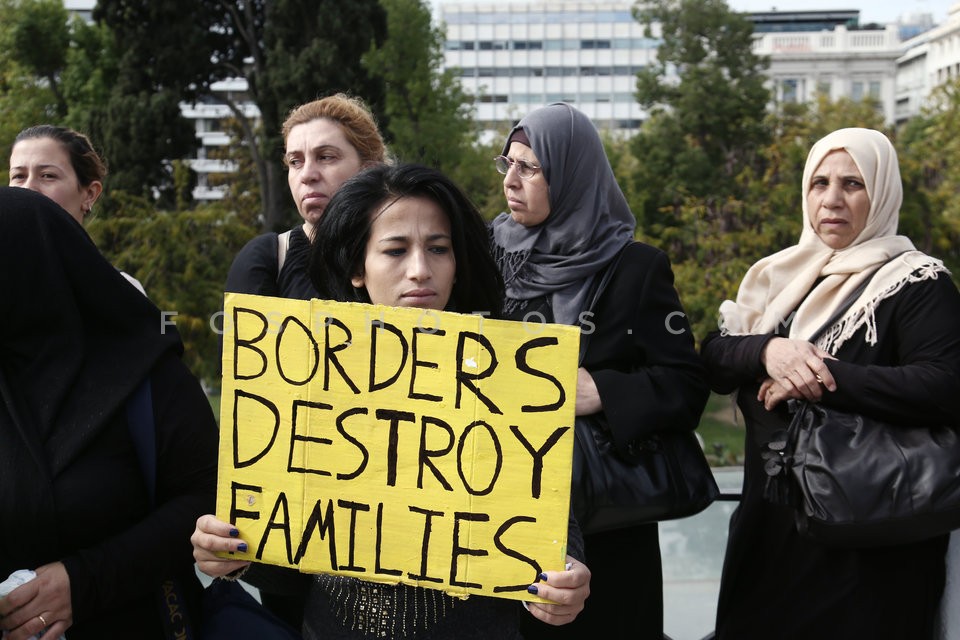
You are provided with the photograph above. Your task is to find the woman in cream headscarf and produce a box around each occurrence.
[702,128,960,639]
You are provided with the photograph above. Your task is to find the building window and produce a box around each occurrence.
[581,39,612,49]
[868,81,881,98]
[851,81,864,101]
[781,78,799,103]
[816,80,831,97]
[514,40,543,50]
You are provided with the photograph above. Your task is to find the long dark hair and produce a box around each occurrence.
[310,163,504,318]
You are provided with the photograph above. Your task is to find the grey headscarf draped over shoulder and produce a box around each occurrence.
[490,102,636,325]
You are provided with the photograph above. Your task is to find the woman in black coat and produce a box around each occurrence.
[0,187,218,639]
[701,128,960,639]
[490,103,710,640]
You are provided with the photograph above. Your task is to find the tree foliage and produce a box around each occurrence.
[0,0,72,152]
[90,0,218,206]
[363,0,505,220]
[4,0,70,117]
[364,0,474,169]
[633,0,771,224]
[87,198,256,384]
[898,79,960,274]
[624,0,908,345]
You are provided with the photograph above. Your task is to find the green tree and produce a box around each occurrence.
[661,93,890,346]
[91,0,229,207]
[632,0,771,231]
[898,80,960,274]
[4,0,69,117]
[207,117,263,229]
[88,198,257,385]
[364,0,477,175]
[0,0,116,187]
[0,0,69,149]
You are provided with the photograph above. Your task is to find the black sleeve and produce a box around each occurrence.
[700,331,776,394]
[225,233,281,297]
[63,353,219,621]
[822,275,960,426]
[586,244,711,452]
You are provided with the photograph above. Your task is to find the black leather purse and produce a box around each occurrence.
[763,256,960,547]
[765,401,960,547]
[570,245,719,535]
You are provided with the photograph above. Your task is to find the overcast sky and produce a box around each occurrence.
[431,0,960,26]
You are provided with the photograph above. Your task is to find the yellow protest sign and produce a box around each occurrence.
[217,293,579,602]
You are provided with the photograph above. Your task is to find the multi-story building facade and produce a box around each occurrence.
[180,79,260,201]
[63,0,94,22]
[440,0,656,139]
[440,1,904,133]
[751,19,901,124]
[896,3,960,122]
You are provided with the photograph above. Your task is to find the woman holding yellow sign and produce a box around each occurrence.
[193,163,591,638]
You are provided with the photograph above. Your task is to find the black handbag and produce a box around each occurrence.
[765,401,960,547]
[763,255,960,547]
[570,245,719,535]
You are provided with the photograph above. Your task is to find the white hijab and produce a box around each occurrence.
[719,128,948,353]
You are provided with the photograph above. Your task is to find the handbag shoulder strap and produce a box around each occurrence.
[277,229,292,274]
[578,243,630,364]
[806,251,908,343]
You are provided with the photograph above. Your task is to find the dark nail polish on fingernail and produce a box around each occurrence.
[527,585,539,595]
[238,543,248,552]
[229,528,240,537]
[538,572,548,582]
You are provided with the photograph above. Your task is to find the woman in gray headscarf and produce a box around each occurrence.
[490,103,710,640]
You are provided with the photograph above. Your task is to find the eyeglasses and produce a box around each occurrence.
[494,155,542,180]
